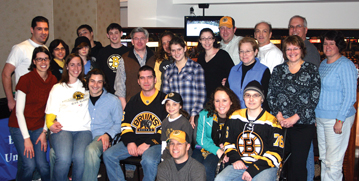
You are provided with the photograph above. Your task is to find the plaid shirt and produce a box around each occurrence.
[162,58,206,116]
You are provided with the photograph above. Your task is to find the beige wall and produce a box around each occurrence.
[0,0,121,99]
[0,0,54,98]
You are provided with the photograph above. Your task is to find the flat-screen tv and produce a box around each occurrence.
[184,16,222,41]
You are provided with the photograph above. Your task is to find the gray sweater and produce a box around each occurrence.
[157,157,206,181]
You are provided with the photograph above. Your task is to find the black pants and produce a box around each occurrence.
[285,124,315,181]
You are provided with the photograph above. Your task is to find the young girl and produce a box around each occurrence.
[72,36,95,74]
[161,92,193,160]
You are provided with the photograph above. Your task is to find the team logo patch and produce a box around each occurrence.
[237,131,263,157]
[107,54,123,72]
[131,111,162,134]
[73,91,85,100]
[223,18,228,22]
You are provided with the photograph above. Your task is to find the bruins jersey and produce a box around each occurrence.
[223,109,284,178]
[121,90,167,146]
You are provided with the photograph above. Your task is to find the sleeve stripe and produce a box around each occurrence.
[120,129,133,136]
[252,155,275,167]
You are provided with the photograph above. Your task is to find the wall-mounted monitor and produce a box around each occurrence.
[184,16,222,41]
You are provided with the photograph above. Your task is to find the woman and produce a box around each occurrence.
[193,86,241,181]
[162,36,206,128]
[8,46,57,181]
[154,31,174,91]
[227,37,270,111]
[315,30,357,181]
[215,81,283,181]
[72,36,94,74]
[197,28,234,101]
[267,35,321,181]
[45,53,92,181]
[49,39,69,81]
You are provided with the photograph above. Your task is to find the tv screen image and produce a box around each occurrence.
[184,16,222,41]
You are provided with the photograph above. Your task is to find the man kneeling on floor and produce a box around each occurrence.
[215,81,284,181]
[157,130,205,181]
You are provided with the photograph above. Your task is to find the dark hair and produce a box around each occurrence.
[138,65,156,78]
[75,42,92,60]
[169,36,188,58]
[28,46,52,71]
[322,30,346,52]
[49,39,70,60]
[254,21,272,33]
[205,86,241,118]
[60,53,86,87]
[31,16,49,29]
[155,31,175,62]
[197,28,220,52]
[86,68,108,91]
[238,37,259,53]
[77,24,93,36]
[164,99,189,118]
[107,23,122,34]
[282,35,306,60]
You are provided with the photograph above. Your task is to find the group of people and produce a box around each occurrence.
[1,14,357,181]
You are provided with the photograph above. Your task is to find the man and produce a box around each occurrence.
[104,66,167,181]
[254,21,284,73]
[215,81,284,181]
[157,130,205,181]
[114,27,156,108]
[288,15,320,181]
[82,69,122,181]
[219,16,243,65]
[77,24,103,58]
[96,23,129,96]
[288,15,321,67]
[2,16,49,112]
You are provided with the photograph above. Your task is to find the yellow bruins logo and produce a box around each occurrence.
[237,131,263,157]
[73,91,85,100]
[166,128,174,138]
[107,54,123,71]
[131,111,162,134]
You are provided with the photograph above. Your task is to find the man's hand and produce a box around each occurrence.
[50,122,62,133]
[232,160,247,170]
[127,142,138,156]
[242,171,252,181]
[98,134,110,151]
[7,99,15,112]
[137,143,150,155]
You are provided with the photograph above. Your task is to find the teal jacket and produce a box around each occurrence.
[196,110,221,155]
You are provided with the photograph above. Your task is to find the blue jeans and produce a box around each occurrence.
[103,141,161,181]
[9,127,50,181]
[82,135,104,181]
[215,165,278,181]
[50,130,92,181]
[307,142,314,181]
[192,148,219,181]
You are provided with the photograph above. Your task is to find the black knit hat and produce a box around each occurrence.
[243,80,265,99]
[71,36,90,53]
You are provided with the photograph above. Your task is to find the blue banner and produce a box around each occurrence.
[0,118,17,181]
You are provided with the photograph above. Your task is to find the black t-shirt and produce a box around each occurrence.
[91,41,103,58]
[96,45,129,94]
[211,114,227,147]
[197,49,234,99]
[175,158,189,171]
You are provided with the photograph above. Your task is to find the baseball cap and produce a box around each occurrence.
[166,130,190,143]
[161,92,183,105]
[219,16,234,28]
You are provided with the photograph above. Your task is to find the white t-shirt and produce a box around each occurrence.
[6,39,44,84]
[220,35,243,65]
[257,42,284,73]
[45,79,91,131]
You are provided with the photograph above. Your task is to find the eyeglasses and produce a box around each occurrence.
[286,47,300,52]
[239,50,253,55]
[199,37,214,42]
[288,25,304,29]
[54,47,65,51]
[35,57,50,62]
[244,93,261,99]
